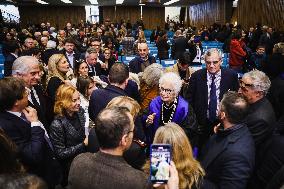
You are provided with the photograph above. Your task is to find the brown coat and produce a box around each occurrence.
[139,81,159,112]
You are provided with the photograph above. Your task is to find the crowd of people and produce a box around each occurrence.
[0,18,284,189]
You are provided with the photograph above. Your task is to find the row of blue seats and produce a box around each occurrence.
[0,44,4,78]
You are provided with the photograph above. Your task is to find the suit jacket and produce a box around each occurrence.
[171,36,189,59]
[0,111,61,186]
[29,85,50,131]
[245,97,276,150]
[68,152,149,189]
[129,55,156,74]
[4,53,17,77]
[89,85,127,121]
[200,124,255,189]
[186,68,239,128]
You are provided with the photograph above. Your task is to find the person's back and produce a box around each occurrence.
[70,107,149,189]
[69,152,148,189]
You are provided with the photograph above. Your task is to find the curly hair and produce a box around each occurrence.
[141,63,163,87]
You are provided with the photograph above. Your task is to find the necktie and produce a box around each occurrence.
[30,89,40,109]
[209,74,217,122]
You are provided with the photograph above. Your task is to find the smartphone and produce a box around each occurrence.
[150,144,171,183]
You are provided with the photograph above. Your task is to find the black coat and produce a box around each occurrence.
[200,124,255,189]
[245,97,276,148]
[171,36,188,60]
[0,111,61,187]
[49,108,86,186]
[129,55,156,74]
[4,53,17,77]
[156,37,170,60]
[89,85,127,121]
[59,49,81,69]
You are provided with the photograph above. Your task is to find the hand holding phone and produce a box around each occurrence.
[150,144,171,184]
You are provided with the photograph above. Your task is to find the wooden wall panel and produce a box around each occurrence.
[18,6,85,29]
[237,0,284,31]
[102,6,140,24]
[102,6,164,30]
[188,0,231,27]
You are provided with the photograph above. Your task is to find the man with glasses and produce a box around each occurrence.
[69,107,149,189]
[186,48,239,150]
[239,70,276,151]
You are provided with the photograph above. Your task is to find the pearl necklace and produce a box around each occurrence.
[161,97,178,125]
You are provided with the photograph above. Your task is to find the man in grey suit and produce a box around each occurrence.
[68,107,150,189]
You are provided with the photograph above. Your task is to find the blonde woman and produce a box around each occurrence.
[144,123,204,189]
[49,84,87,187]
[46,54,73,101]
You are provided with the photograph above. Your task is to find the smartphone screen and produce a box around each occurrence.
[150,144,171,183]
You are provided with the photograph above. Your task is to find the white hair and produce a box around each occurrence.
[142,63,163,87]
[12,56,39,75]
[243,70,271,95]
[159,72,182,95]
[204,48,223,61]
[46,40,56,49]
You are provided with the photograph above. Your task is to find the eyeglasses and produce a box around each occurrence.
[239,80,254,91]
[159,87,173,95]
[206,60,220,65]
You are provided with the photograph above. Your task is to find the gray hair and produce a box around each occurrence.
[85,47,97,58]
[12,56,39,75]
[204,48,223,61]
[159,72,182,95]
[46,40,56,49]
[243,70,271,95]
[142,63,163,87]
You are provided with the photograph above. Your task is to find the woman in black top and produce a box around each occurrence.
[49,84,87,187]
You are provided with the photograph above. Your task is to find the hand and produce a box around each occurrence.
[64,80,73,86]
[213,123,221,134]
[23,106,39,122]
[146,113,156,126]
[83,137,88,146]
[101,63,107,69]
[153,161,179,189]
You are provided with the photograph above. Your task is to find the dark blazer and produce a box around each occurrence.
[129,55,156,74]
[89,85,127,121]
[49,108,86,186]
[29,85,50,131]
[156,37,170,60]
[4,53,17,77]
[68,152,149,189]
[186,68,239,128]
[200,124,255,189]
[0,111,61,187]
[171,36,188,60]
[245,97,276,148]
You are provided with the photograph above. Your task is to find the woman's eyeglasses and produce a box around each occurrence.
[239,80,254,91]
[159,87,173,95]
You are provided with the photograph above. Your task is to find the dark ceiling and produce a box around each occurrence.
[1,0,207,6]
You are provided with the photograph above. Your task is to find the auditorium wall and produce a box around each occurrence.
[188,0,232,28]
[101,6,165,30]
[237,0,284,31]
[18,5,85,29]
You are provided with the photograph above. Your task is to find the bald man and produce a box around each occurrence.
[129,42,156,74]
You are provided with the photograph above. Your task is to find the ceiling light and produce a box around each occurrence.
[60,0,72,3]
[89,0,98,4]
[164,0,179,5]
[37,0,48,4]
[116,0,124,4]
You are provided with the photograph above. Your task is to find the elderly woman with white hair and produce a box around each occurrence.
[145,72,197,144]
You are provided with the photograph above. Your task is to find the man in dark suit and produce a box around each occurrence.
[0,77,61,188]
[4,41,20,77]
[60,37,80,69]
[186,48,239,148]
[171,30,189,60]
[69,107,149,189]
[12,56,50,131]
[238,70,276,165]
[89,63,129,121]
[200,91,255,189]
[85,47,103,77]
[129,42,156,74]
